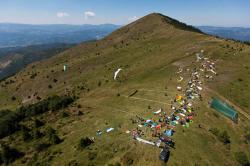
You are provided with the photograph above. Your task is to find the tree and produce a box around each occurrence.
[21,127,32,142]
[49,134,61,145]
[0,144,24,164]
[46,127,61,145]
[46,126,56,136]
[32,129,43,140]
[34,119,44,128]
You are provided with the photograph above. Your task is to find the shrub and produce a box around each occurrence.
[245,133,250,142]
[77,104,82,109]
[30,73,37,79]
[98,81,101,87]
[47,95,74,111]
[114,162,121,166]
[34,119,44,128]
[31,129,43,140]
[11,96,16,101]
[61,111,69,118]
[46,127,61,145]
[0,110,11,117]
[49,134,61,145]
[88,152,97,160]
[235,152,250,166]
[209,127,220,136]
[238,78,243,82]
[21,127,32,142]
[77,111,83,116]
[209,128,230,144]
[67,160,79,166]
[219,131,230,144]
[46,126,56,136]
[0,144,24,165]
[0,111,22,138]
[78,137,94,150]
[0,153,2,165]
[34,143,50,152]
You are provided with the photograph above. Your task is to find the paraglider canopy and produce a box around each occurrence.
[63,65,67,72]
[114,68,122,80]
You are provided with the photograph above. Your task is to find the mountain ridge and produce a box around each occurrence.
[0,13,250,166]
[197,26,250,42]
[0,24,120,48]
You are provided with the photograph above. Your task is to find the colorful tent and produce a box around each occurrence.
[164,129,173,137]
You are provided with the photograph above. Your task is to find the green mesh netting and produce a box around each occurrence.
[210,98,238,122]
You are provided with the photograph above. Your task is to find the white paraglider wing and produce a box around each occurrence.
[114,68,122,80]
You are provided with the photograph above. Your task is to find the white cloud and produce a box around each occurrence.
[84,11,96,20]
[128,16,138,22]
[57,12,70,18]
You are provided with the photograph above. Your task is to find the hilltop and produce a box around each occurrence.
[0,13,250,166]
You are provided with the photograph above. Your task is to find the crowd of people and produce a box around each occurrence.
[129,50,217,161]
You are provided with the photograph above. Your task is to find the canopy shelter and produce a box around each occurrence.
[210,97,238,122]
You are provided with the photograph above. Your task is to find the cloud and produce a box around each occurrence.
[128,16,138,22]
[84,11,96,20]
[57,12,70,18]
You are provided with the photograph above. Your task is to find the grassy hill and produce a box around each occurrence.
[0,13,250,166]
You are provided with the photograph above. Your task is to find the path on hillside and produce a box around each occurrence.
[204,86,250,120]
[137,89,168,93]
[122,95,171,106]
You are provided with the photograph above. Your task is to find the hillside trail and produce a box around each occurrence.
[204,86,250,120]
[121,95,171,106]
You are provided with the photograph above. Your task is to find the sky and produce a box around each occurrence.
[0,0,250,27]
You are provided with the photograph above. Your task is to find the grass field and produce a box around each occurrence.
[0,13,250,166]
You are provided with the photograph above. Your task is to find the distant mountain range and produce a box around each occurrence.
[0,23,120,48]
[1,23,250,49]
[0,43,74,80]
[197,26,250,42]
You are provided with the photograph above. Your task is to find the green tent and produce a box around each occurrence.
[210,97,238,122]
